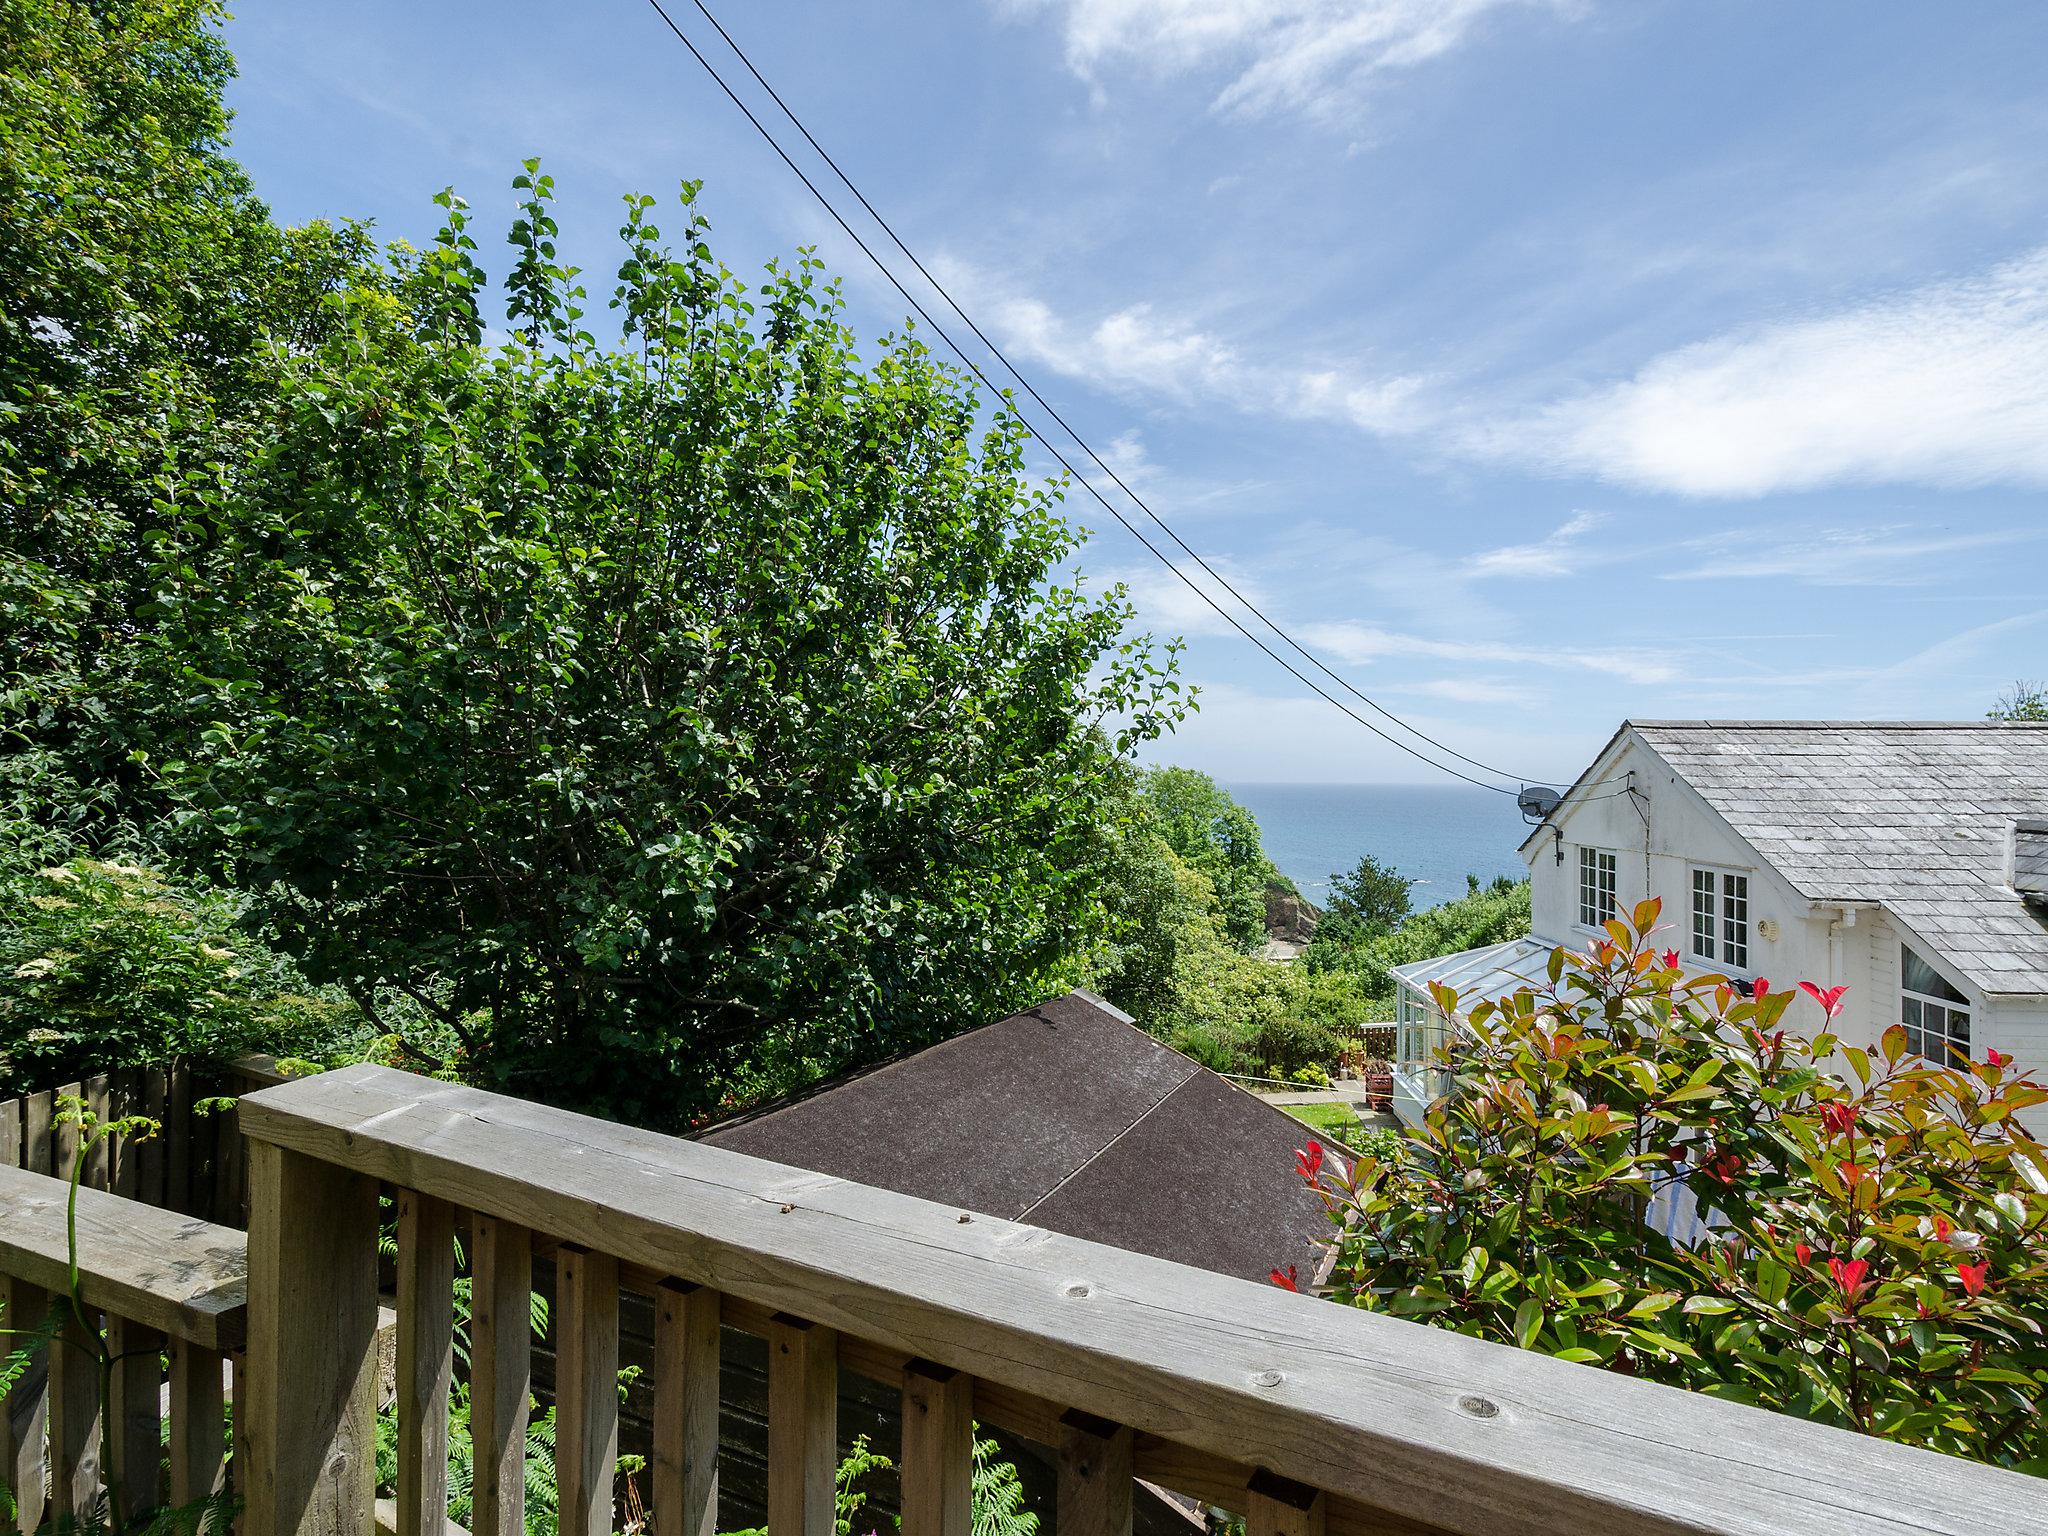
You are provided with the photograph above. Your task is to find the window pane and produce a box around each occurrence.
[1690,869,1715,958]
[1722,874,1749,969]
[1901,945,1968,1004]
[1901,996,1923,1030]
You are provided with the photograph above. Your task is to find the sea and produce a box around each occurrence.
[1221,783,1531,912]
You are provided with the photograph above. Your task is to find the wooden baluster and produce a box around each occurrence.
[1246,1471,1325,1536]
[168,1337,226,1505]
[900,1360,973,1536]
[23,1090,52,1176]
[397,1192,455,1536]
[652,1279,720,1536]
[1,1097,19,1170]
[107,1315,166,1520]
[470,1216,532,1536]
[243,1139,381,1536]
[1,1277,49,1534]
[555,1245,620,1536]
[767,1314,838,1536]
[47,1297,102,1526]
[1057,1408,1133,1536]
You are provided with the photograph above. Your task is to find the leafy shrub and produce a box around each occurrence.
[0,844,371,1093]
[138,171,1183,1127]
[1305,900,2048,1471]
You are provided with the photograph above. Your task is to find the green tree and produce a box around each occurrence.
[1990,681,2048,722]
[1323,853,1411,936]
[1137,767,1278,950]
[141,171,1185,1125]
[0,0,375,839]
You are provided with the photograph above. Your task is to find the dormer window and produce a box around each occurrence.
[1901,945,1971,1064]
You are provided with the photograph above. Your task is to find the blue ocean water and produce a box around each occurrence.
[1222,783,1531,911]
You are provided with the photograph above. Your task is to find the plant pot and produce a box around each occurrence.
[1365,1069,1393,1113]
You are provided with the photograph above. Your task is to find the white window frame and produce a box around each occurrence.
[1688,865,1751,971]
[1900,944,1972,1065]
[1578,846,1618,929]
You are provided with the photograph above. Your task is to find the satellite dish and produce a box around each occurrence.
[1517,785,1563,825]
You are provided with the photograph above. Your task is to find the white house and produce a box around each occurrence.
[1390,720,2048,1132]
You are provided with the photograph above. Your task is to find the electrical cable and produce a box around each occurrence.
[642,0,1607,797]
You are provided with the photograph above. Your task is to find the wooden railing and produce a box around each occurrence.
[0,1163,245,1529]
[233,1063,2035,1536]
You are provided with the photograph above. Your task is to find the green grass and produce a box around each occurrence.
[1281,1100,1366,1147]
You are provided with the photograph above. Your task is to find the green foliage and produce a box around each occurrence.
[1322,853,1410,936]
[1311,901,2048,1471]
[970,1433,1039,1536]
[1084,771,1386,1077]
[1135,769,1280,951]
[0,0,376,841]
[0,841,371,1094]
[1989,681,2047,722]
[1301,874,1530,1002]
[133,170,1183,1126]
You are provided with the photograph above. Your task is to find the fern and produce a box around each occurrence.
[970,1434,1038,1536]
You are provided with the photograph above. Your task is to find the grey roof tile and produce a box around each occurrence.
[1628,721,2048,995]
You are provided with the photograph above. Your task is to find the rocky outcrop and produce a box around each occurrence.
[1264,880,1320,946]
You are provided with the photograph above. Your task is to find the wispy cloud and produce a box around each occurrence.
[1478,248,2048,497]
[1665,523,2043,585]
[1465,509,1606,579]
[1004,0,1575,128]
[941,256,1428,431]
[1300,619,1680,686]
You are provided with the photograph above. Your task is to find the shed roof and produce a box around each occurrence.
[1624,721,2048,996]
[701,990,1328,1283]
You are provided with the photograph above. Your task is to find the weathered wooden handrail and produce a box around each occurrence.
[238,1063,2038,1536]
[0,1163,246,1528]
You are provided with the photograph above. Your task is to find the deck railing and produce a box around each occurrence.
[228,1062,2036,1536]
[0,1162,245,1529]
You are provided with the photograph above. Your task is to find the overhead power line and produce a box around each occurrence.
[642,0,1588,798]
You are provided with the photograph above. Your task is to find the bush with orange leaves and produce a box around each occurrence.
[1298,898,2048,1471]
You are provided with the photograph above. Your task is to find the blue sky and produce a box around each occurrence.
[223,1,2048,784]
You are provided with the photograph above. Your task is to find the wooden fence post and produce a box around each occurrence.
[243,1139,381,1536]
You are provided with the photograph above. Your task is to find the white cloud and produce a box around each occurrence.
[1665,523,2044,585]
[1397,678,1535,706]
[1483,248,2048,497]
[1465,509,1605,579]
[1007,0,1572,127]
[944,256,1429,431]
[1300,620,1680,686]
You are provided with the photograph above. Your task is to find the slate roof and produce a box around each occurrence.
[1626,721,2048,996]
[701,990,1329,1283]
